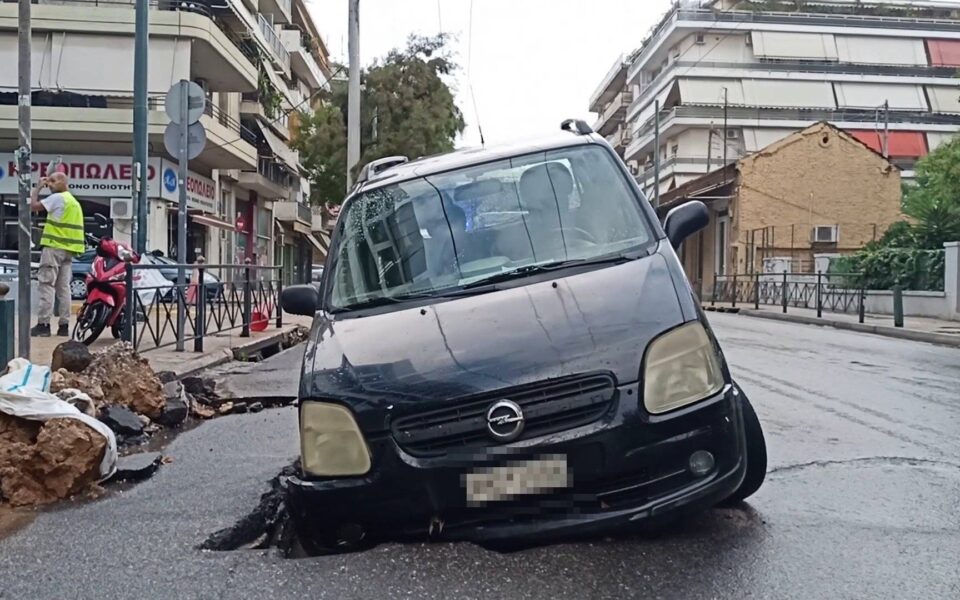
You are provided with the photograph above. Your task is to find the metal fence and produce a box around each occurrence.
[712,272,866,323]
[121,261,283,353]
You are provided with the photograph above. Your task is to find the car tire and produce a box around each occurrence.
[70,277,87,300]
[719,396,767,506]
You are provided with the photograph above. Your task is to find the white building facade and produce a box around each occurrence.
[589,0,960,196]
[0,0,331,283]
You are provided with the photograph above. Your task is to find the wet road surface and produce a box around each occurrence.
[1,314,959,599]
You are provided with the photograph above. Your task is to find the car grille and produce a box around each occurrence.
[391,373,617,456]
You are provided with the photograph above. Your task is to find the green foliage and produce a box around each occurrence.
[829,248,945,291]
[292,34,466,207]
[827,135,960,291]
[257,67,283,120]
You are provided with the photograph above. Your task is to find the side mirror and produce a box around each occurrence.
[93,213,110,226]
[280,284,319,316]
[663,201,709,250]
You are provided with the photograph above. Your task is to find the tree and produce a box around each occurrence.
[901,136,960,249]
[292,34,465,207]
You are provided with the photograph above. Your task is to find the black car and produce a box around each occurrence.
[280,120,766,552]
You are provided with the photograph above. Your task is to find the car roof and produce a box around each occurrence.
[354,131,603,194]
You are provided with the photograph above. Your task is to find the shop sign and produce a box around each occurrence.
[158,159,218,214]
[0,153,161,197]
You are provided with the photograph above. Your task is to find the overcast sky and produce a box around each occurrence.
[306,0,673,147]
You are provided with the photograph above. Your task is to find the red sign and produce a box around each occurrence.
[235,213,247,233]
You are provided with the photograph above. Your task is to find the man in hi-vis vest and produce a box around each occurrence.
[30,172,85,337]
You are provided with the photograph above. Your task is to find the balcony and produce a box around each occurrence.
[240,92,290,140]
[588,54,628,113]
[605,125,633,151]
[627,59,960,123]
[258,13,292,73]
[274,201,313,226]
[238,158,292,199]
[281,30,328,89]
[0,92,257,169]
[627,7,960,88]
[0,0,258,91]
[259,0,292,25]
[594,90,633,136]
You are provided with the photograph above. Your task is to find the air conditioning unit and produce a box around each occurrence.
[811,225,839,243]
[726,128,739,140]
[110,197,132,220]
[695,33,705,45]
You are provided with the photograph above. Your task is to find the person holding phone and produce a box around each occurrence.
[29,172,85,337]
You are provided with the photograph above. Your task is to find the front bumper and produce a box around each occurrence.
[286,383,747,546]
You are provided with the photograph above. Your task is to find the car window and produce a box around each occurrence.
[327,144,653,311]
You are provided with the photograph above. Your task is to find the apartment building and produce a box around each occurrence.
[0,0,330,284]
[589,0,960,196]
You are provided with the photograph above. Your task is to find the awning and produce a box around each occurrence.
[304,233,325,252]
[292,221,311,235]
[189,213,236,230]
[835,82,927,111]
[317,230,331,248]
[751,31,838,61]
[255,120,299,169]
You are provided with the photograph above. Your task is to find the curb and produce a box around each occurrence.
[169,325,302,379]
[732,309,960,349]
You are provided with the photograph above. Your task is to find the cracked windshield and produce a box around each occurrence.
[1,0,959,598]
[329,145,652,309]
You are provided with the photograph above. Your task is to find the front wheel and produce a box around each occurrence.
[719,396,767,506]
[73,301,109,346]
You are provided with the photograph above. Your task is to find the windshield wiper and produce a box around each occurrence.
[460,250,647,290]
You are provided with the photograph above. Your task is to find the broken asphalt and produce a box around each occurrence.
[1,316,959,599]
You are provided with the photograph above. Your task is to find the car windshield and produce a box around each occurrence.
[327,144,653,311]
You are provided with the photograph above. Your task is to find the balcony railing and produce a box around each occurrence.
[258,13,291,71]
[629,7,960,80]
[628,59,960,122]
[258,157,292,188]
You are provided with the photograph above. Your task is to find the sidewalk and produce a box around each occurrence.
[707,302,960,348]
[14,313,314,378]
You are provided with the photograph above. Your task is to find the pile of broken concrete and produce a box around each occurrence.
[1,341,224,508]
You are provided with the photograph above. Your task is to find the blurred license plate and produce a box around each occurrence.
[465,455,569,504]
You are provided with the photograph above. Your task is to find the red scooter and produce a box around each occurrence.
[73,234,140,345]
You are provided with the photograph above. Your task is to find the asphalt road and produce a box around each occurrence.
[1,314,959,599]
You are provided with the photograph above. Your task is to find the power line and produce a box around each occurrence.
[437,0,443,33]
[466,0,485,146]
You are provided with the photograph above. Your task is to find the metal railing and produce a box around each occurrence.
[712,271,866,322]
[628,6,960,83]
[121,260,283,353]
[257,157,293,188]
[258,13,292,71]
[628,59,960,120]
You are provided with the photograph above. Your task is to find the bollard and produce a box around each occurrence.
[816,271,823,318]
[276,268,283,329]
[242,259,252,337]
[892,284,904,328]
[858,285,866,324]
[195,258,206,351]
[123,262,135,343]
[0,283,13,369]
[731,273,738,308]
[781,271,788,314]
[711,272,718,307]
[754,272,760,310]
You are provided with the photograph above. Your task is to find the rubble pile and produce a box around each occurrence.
[0,413,106,507]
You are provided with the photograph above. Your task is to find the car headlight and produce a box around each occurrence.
[300,402,371,477]
[643,322,725,414]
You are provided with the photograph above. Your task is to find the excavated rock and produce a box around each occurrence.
[99,406,144,437]
[50,371,105,406]
[50,341,93,373]
[156,382,189,427]
[0,414,106,507]
[84,343,165,419]
[55,389,97,418]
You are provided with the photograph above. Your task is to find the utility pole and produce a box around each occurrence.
[653,99,661,209]
[132,0,149,253]
[883,100,890,158]
[706,122,715,173]
[722,87,729,167]
[16,0,32,358]
[346,0,361,192]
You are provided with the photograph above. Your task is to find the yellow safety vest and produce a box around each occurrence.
[40,191,85,255]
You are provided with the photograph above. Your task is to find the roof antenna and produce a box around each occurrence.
[467,0,485,146]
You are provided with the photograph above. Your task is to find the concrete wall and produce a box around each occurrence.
[734,123,903,273]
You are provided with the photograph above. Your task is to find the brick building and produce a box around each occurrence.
[658,122,904,296]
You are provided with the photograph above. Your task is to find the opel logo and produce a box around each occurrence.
[486,399,525,442]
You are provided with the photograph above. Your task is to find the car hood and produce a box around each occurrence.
[301,249,686,432]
